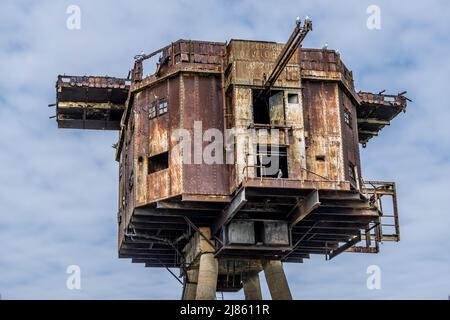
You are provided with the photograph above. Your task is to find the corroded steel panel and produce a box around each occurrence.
[269,91,284,125]
[132,77,184,203]
[227,40,299,63]
[302,81,344,181]
[232,87,254,187]
[284,90,307,180]
[181,74,229,196]
[147,40,225,79]
[225,40,301,89]
[168,77,183,197]
[118,115,136,243]
[147,170,171,200]
[56,75,129,130]
[300,49,355,92]
[339,88,362,185]
[56,75,130,102]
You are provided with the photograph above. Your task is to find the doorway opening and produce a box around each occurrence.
[256,144,289,178]
[252,89,285,125]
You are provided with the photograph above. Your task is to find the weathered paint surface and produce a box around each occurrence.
[302,81,345,181]
[339,88,362,185]
[181,74,229,196]
[53,33,407,285]
[55,75,129,130]
[225,40,301,89]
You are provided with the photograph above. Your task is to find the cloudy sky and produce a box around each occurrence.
[1,0,449,299]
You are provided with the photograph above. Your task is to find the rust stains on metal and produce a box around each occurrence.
[357,91,409,144]
[51,19,408,293]
[55,75,130,130]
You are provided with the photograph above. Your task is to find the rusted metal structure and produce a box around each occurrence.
[52,18,408,299]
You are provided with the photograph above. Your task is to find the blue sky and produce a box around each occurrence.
[0,0,449,299]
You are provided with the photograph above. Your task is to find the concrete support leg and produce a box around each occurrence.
[182,268,198,300]
[196,252,219,300]
[194,227,218,300]
[263,260,292,300]
[243,271,262,300]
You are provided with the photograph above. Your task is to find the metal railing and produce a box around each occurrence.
[362,180,400,242]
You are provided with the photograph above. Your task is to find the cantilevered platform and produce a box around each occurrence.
[357,91,408,144]
[55,75,130,130]
[119,179,399,292]
[53,53,407,146]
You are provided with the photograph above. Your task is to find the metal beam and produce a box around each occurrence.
[212,188,247,235]
[282,253,310,260]
[245,188,309,198]
[289,190,320,227]
[263,18,312,90]
[345,246,378,254]
[357,118,390,125]
[328,235,361,260]
[319,190,362,201]
[313,207,380,216]
[295,241,339,249]
[292,228,360,236]
[303,215,375,224]
[144,263,179,268]
[295,221,369,229]
[156,201,224,211]
[134,207,183,217]
[131,216,186,224]
[319,199,370,209]
[290,249,330,255]
[57,101,125,110]
[359,130,379,137]
[121,253,178,259]
[131,223,187,231]
[132,258,177,264]
[120,248,175,254]
[133,208,218,226]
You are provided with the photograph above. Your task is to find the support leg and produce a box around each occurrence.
[263,260,292,300]
[243,271,262,300]
[196,252,218,300]
[182,268,198,300]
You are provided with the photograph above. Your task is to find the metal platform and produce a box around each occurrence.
[55,75,130,130]
[119,180,400,272]
[357,91,409,144]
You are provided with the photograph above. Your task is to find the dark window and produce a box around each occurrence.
[348,162,356,182]
[316,155,326,161]
[128,171,134,191]
[256,145,288,178]
[287,93,299,104]
[149,102,157,119]
[252,89,271,124]
[148,152,169,174]
[254,221,264,244]
[225,91,234,129]
[158,100,168,115]
[344,108,352,128]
